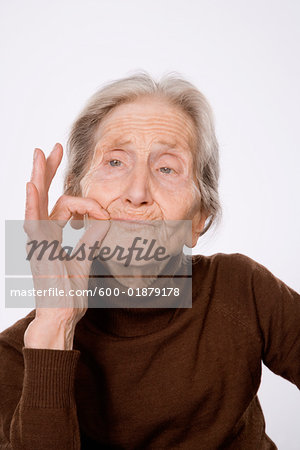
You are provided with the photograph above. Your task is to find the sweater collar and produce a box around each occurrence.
[84,253,194,338]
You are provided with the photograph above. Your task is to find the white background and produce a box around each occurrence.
[1,0,299,448]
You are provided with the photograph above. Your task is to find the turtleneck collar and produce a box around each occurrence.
[84,252,195,338]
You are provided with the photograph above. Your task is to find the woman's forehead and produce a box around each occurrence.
[94,100,197,150]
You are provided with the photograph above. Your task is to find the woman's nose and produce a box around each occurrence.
[122,165,153,208]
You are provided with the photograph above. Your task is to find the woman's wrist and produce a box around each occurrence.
[24,317,76,350]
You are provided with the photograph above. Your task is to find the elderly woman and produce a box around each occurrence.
[0,72,299,450]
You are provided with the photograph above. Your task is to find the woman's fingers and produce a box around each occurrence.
[30,147,48,218]
[29,143,63,219]
[23,182,40,238]
[45,143,63,192]
[30,148,46,191]
[25,182,40,220]
[48,196,111,276]
[49,195,110,227]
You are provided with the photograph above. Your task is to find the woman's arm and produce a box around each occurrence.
[251,258,300,389]
[0,332,81,449]
[0,143,110,448]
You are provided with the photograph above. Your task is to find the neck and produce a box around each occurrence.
[102,255,173,288]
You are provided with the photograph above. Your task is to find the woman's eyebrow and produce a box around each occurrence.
[155,144,190,157]
[98,138,132,147]
[112,138,133,146]
[154,140,178,148]
[104,138,179,147]
[100,138,187,154]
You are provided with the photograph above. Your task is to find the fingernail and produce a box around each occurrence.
[26,182,32,195]
[33,148,38,160]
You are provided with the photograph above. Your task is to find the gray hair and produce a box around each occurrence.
[64,70,222,237]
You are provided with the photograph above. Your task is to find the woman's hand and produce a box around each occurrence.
[23,143,110,350]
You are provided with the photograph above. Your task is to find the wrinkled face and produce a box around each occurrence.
[81,96,207,247]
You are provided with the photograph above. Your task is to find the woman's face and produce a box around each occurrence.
[81,96,207,247]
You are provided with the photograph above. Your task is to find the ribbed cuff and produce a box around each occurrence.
[21,347,81,408]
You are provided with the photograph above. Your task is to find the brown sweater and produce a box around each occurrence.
[0,252,299,449]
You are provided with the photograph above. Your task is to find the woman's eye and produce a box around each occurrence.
[159,167,174,174]
[109,159,122,167]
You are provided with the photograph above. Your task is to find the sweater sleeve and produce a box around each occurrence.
[0,341,81,449]
[251,258,300,389]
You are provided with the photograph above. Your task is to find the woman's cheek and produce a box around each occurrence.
[158,183,200,220]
